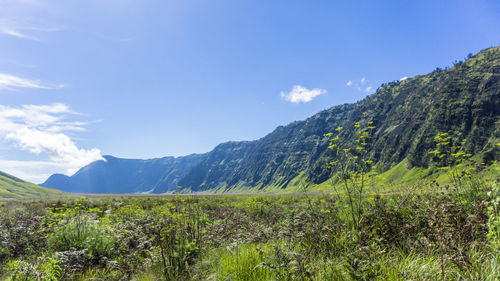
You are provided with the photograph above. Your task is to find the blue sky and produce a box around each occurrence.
[0,0,499,183]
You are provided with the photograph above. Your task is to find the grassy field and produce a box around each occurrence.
[0,162,498,281]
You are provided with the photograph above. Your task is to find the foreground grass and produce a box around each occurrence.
[0,170,498,280]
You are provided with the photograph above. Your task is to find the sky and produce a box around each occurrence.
[0,0,499,183]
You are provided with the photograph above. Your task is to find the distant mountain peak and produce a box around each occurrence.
[41,154,206,193]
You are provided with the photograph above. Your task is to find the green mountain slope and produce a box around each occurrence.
[178,47,500,192]
[0,171,65,198]
[40,47,500,194]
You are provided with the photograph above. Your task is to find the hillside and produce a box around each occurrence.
[41,154,205,193]
[0,171,65,198]
[178,47,500,191]
[41,47,500,193]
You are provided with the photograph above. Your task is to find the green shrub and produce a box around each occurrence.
[47,215,116,260]
[7,257,61,281]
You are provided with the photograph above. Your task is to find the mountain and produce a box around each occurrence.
[42,47,500,194]
[177,47,500,191]
[41,154,205,193]
[0,170,65,198]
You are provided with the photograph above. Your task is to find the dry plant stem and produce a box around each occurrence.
[396,183,421,211]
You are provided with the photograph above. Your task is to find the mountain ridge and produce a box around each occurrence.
[42,154,205,193]
[183,46,499,191]
[41,47,500,194]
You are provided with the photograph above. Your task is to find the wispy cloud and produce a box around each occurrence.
[0,28,38,40]
[0,103,103,182]
[346,77,376,94]
[280,85,326,103]
[0,18,63,41]
[399,76,409,81]
[0,73,63,90]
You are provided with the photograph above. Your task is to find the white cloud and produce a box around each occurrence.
[0,18,62,41]
[0,18,40,41]
[0,159,68,183]
[0,73,62,90]
[280,85,326,104]
[346,77,375,94]
[399,76,409,81]
[0,103,103,183]
[0,28,38,40]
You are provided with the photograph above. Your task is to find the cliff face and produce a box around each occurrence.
[178,47,500,191]
[42,47,500,193]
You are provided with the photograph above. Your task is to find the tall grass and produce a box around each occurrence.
[0,174,498,280]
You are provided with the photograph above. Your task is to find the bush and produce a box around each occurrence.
[47,214,116,261]
[0,204,47,260]
[8,257,61,281]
